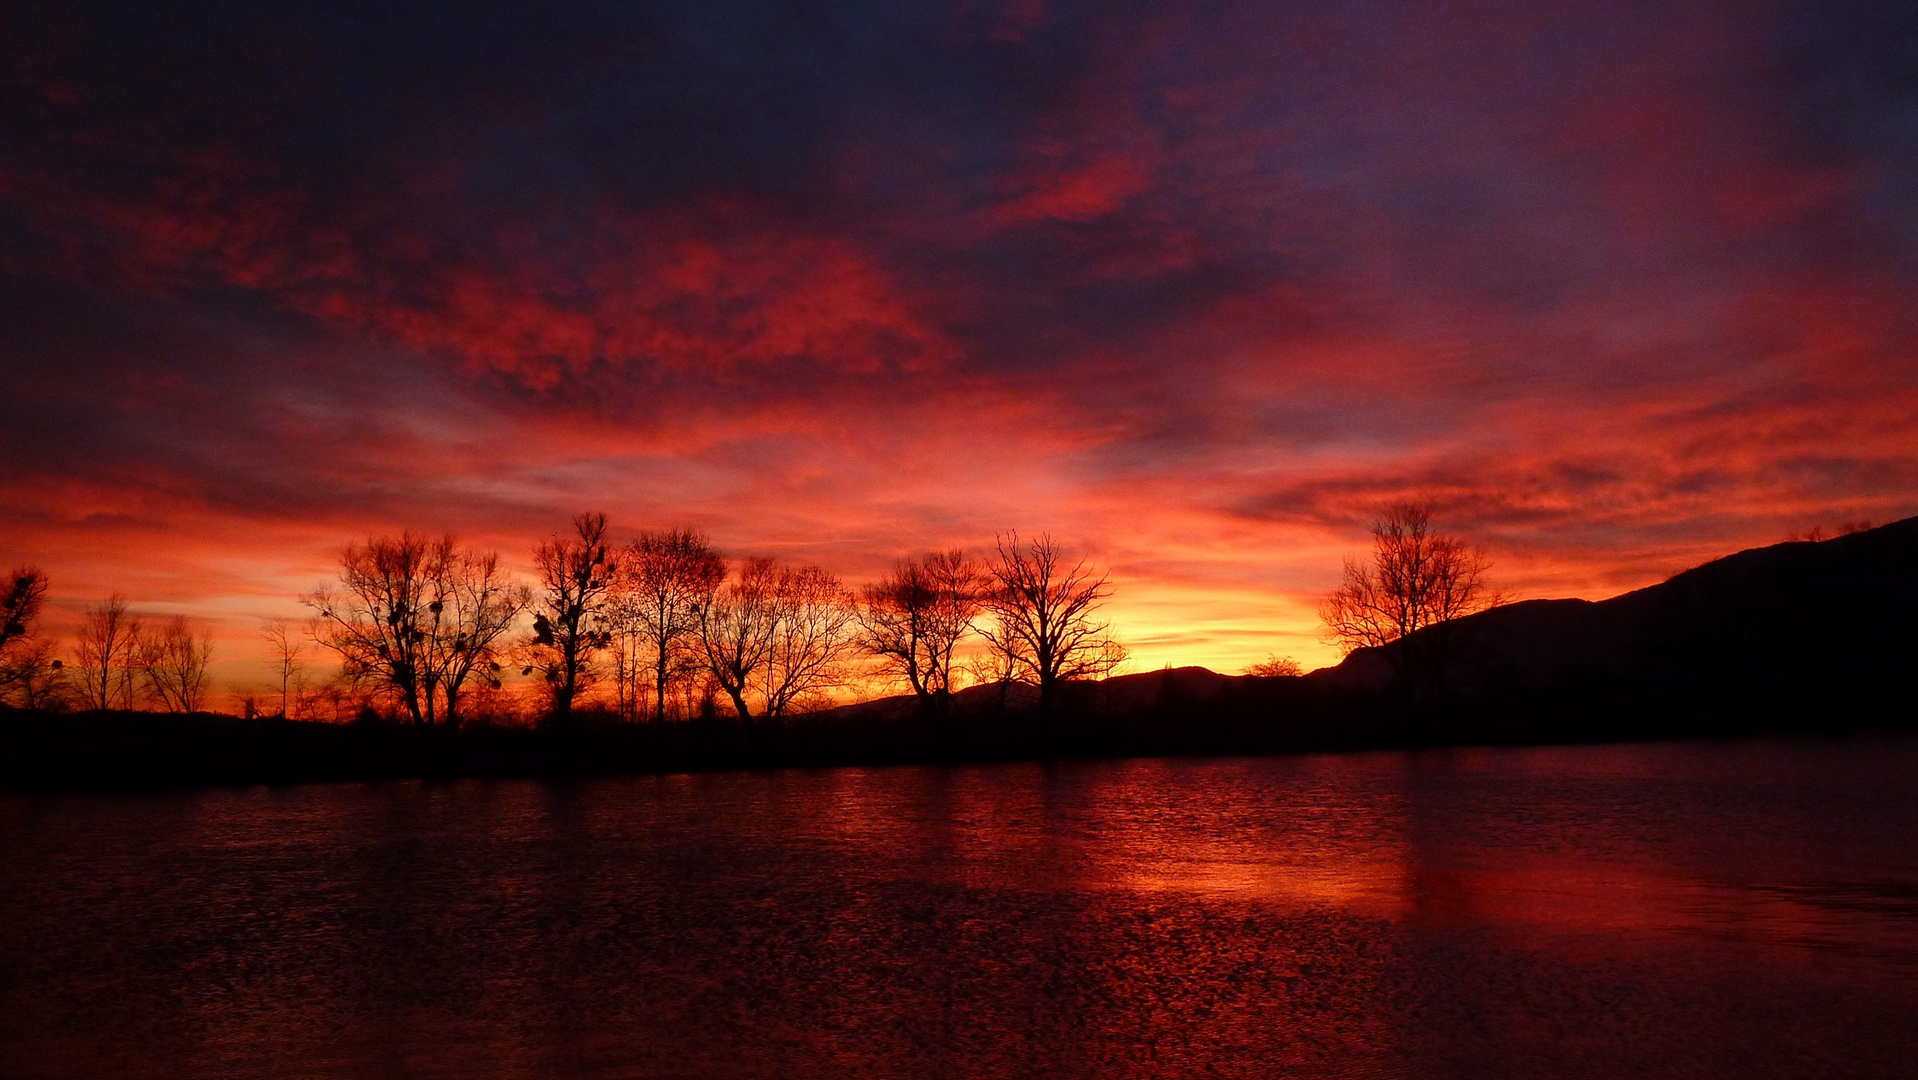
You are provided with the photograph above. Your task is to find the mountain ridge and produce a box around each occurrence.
[1303,515,1918,714]
[813,514,1918,720]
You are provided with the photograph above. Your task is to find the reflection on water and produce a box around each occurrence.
[1,737,1915,1078]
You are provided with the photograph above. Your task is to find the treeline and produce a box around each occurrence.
[305,516,1124,728]
[2,501,1528,725]
[0,519,1129,726]
[0,578,215,714]
[8,507,1911,791]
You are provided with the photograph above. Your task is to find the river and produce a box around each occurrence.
[2,736,1915,1078]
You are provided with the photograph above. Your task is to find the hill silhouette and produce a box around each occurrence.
[1309,515,1918,721]
[1,519,1914,790]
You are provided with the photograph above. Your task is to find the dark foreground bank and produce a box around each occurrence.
[1,668,1911,791]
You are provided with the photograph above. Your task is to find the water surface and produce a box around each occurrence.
[2,737,1915,1078]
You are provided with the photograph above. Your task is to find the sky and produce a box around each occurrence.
[2,0,1915,697]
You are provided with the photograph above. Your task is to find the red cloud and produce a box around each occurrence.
[987,152,1152,226]
[1,148,957,391]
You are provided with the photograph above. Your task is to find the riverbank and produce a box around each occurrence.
[3,670,1906,791]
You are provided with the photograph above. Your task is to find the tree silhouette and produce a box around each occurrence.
[760,564,858,719]
[437,549,527,727]
[1247,655,1303,677]
[1319,502,1501,699]
[0,568,62,709]
[1,568,47,653]
[695,557,858,722]
[611,527,726,723]
[75,593,142,711]
[263,617,307,719]
[856,549,983,715]
[306,533,528,728]
[136,615,214,713]
[1,638,68,710]
[982,533,1125,714]
[526,512,618,726]
[696,557,781,722]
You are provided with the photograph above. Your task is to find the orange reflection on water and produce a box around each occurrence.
[4,742,1918,1079]
[1063,759,1414,916]
[796,749,1918,973]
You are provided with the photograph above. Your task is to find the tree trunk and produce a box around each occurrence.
[654,647,671,725]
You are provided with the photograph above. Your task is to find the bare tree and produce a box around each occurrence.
[962,630,1021,715]
[695,557,782,722]
[525,512,618,726]
[856,549,983,714]
[1,638,70,710]
[611,527,726,723]
[694,557,858,722]
[426,546,527,730]
[74,593,143,711]
[302,674,365,725]
[1319,502,1501,698]
[606,616,651,723]
[307,536,434,725]
[0,570,67,710]
[982,533,1126,714]
[1,568,48,654]
[1246,655,1304,677]
[761,564,858,719]
[137,615,214,713]
[263,617,307,719]
[306,533,529,729]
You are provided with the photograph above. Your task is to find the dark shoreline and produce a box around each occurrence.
[4,676,1908,793]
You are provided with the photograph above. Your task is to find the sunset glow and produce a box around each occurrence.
[3,1,1914,699]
